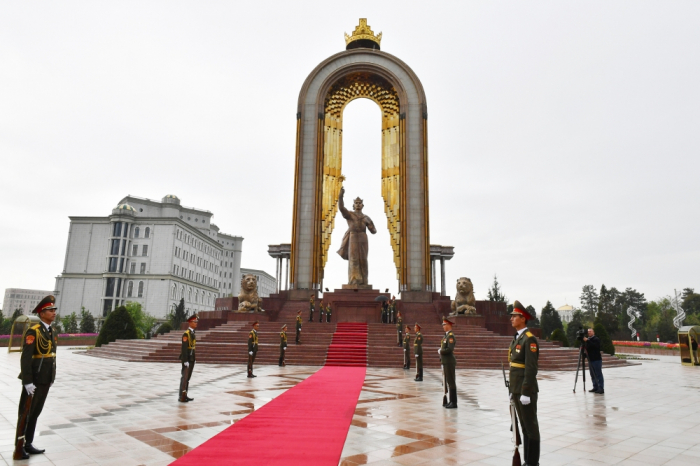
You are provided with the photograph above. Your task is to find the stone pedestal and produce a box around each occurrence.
[341,284,374,290]
[448,314,486,328]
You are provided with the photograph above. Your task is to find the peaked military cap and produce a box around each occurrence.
[33,295,57,314]
[187,313,199,322]
[414,323,422,330]
[252,321,259,326]
[281,324,288,330]
[510,300,533,320]
[442,317,454,325]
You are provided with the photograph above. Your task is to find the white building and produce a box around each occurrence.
[2,288,54,315]
[240,268,277,298]
[54,195,243,319]
[556,304,575,323]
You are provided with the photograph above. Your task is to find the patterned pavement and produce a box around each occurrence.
[0,349,699,465]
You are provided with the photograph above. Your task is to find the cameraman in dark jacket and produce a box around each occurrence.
[583,328,604,394]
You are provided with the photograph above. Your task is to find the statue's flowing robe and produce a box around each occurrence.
[337,210,373,285]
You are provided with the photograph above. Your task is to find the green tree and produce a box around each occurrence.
[154,321,174,335]
[62,312,79,333]
[593,319,615,355]
[597,285,621,338]
[124,302,157,339]
[540,301,564,339]
[550,328,570,347]
[486,274,507,303]
[616,288,647,340]
[79,307,96,333]
[169,298,188,330]
[641,298,677,342]
[580,285,599,320]
[682,288,700,316]
[526,305,540,328]
[95,305,138,347]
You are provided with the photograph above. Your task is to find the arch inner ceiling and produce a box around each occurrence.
[319,72,401,278]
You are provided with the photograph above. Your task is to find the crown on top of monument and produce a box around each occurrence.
[345,18,382,50]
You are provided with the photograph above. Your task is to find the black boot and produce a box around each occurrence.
[13,447,29,460]
[416,368,423,381]
[442,392,448,406]
[445,388,458,409]
[523,434,529,462]
[25,444,45,455]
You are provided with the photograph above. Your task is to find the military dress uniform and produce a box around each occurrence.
[326,304,332,323]
[414,324,423,381]
[319,302,326,323]
[247,323,259,378]
[396,315,403,346]
[295,313,302,344]
[16,296,58,458]
[309,297,315,322]
[279,326,288,366]
[439,318,457,408]
[508,301,540,466]
[178,315,197,402]
[403,331,411,369]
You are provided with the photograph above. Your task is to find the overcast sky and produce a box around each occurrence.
[1,1,698,313]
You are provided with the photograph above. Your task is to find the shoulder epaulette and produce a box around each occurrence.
[31,324,41,330]
[525,331,534,338]
[448,331,454,336]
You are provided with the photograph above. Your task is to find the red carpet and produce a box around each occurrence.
[171,365,366,465]
[325,322,368,366]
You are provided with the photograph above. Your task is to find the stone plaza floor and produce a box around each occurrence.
[0,349,699,465]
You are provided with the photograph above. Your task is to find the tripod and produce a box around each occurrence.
[573,343,599,393]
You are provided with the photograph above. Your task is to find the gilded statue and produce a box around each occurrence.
[337,187,376,286]
[450,277,477,316]
[237,274,263,312]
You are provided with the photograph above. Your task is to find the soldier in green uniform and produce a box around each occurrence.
[247,321,259,378]
[390,296,396,324]
[439,317,457,409]
[319,300,326,323]
[295,310,302,344]
[279,324,288,366]
[14,296,58,459]
[508,300,540,466]
[403,325,411,369]
[413,323,423,381]
[326,303,332,323]
[396,311,403,346]
[178,314,198,403]
[309,295,315,322]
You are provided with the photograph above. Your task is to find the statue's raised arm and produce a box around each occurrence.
[338,187,349,218]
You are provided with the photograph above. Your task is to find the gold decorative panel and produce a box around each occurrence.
[319,73,402,278]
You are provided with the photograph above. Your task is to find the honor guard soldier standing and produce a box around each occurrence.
[179,314,198,403]
[326,303,332,323]
[319,300,326,323]
[14,295,58,460]
[396,312,403,346]
[439,317,457,409]
[309,295,315,322]
[390,296,396,323]
[414,323,423,381]
[279,324,288,366]
[247,321,259,378]
[509,300,540,466]
[403,325,411,369]
[295,310,302,344]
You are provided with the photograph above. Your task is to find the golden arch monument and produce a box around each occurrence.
[289,19,431,300]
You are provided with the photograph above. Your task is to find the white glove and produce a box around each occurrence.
[283,347,287,351]
[249,351,253,355]
[403,348,406,352]
[415,354,419,358]
[25,383,36,396]
[520,395,531,405]
[437,348,442,355]
[184,362,189,367]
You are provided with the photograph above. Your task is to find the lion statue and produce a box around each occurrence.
[237,274,263,312]
[450,277,477,316]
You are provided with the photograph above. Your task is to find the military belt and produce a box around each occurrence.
[32,353,56,359]
[510,362,526,369]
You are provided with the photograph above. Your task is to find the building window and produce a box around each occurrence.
[130,262,136,274]
[171,285,176,299]
[140,263,146,274]
[134,227,140,238]
[145,227,151,238]
[127,281,133,297]
[173,264,179,274]
[138,281,144,298]
[142,245,148,256]
[132,244,138,256]
[188,288,192,301]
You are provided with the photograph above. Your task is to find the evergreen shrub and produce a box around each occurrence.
[155,322,174,335]
[594,321,615,355]
[550,328,570,347]
[95,306,138,347]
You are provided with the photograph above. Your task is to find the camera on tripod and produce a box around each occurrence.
[575,326,588,342]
